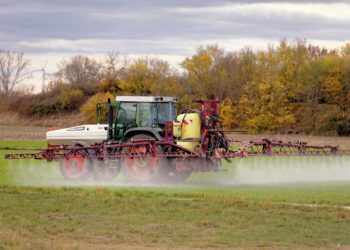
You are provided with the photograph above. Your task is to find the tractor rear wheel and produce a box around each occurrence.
[122,134,192,183]
[122,134,160,182]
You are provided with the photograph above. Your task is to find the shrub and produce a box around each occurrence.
[80,92,114,123]
[98,78,122,94]
[9,85,86,117]
[0,93,9,112]
[58,86,85,111]
[319,115,350,136]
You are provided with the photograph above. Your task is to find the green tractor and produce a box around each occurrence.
[49,96,197,182]
[105,96,178,142]
[103,96,191,182]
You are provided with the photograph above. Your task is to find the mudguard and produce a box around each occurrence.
[71,141,96,155]
[71,141,91,148]
[124,128,163,141]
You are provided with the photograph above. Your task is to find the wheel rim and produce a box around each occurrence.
[124,146,159,182]
[62,155,87,180]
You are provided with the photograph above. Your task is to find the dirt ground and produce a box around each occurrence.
[0,125,47,141]
[1,125,350,150]
[0,112,83,141]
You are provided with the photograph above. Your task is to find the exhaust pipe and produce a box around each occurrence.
[107,98,113,141]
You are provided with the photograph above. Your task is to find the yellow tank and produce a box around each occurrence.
[176,112,201,152]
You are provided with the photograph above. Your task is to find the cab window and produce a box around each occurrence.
[139,103,157,127]
[157,103,170,124]
[115,102,137,137]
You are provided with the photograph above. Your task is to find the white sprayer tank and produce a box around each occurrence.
[46,124,108,146]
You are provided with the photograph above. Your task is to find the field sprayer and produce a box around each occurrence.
[4,96,343,183]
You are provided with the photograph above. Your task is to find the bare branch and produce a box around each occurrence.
[0,50,30,96]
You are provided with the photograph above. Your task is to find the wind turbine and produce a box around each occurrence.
[40,60,48,93]
[32,60,48,93]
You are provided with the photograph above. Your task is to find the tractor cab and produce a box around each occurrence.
[108,96,178,140]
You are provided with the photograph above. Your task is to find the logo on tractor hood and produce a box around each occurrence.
[183,119,193,125]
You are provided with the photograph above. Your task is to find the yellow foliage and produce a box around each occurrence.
[238,80,295,133]
[323,76,342,102]
[121,57,172,96]
[98,78,121,94]
[181,45,223,98]
[321,61,350,113]
[58,87,84,110]
[176,94,194,113]
[125,59,151,94]
[80,92,114,123]
[219,98,236,128]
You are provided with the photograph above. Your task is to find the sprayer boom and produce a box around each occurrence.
[5,138,341,161]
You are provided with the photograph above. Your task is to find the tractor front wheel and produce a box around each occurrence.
[60,154,92,181]
[122,134,160,182]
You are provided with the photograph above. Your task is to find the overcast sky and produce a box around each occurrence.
[1,0,349,91]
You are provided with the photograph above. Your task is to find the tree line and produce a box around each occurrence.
[1,39,350,135]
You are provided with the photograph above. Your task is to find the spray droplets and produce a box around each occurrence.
[215,155,350,185]
[6,155,350,187]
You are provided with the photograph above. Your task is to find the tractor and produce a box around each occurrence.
[45,96,227,182]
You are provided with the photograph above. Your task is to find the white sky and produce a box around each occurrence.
[1,0,349,92]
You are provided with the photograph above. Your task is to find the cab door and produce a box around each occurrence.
[115,102,137,139]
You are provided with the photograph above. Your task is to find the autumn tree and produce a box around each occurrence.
[320,53,350,135]
[0,50,30,96]
[102,52,127,79]
[298,53,340,132]
[238,78,295,133]
[219,98,236,128]
[181,45,229,99]
[275,39,309,101]
[222,48,256,101]
[56,55,101,95]
[122,57,173,96]
[98,52,126,94]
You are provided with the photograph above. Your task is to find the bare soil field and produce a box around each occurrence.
[0,112,84,141]
[0,125,47,141]
[1,124,349,150]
